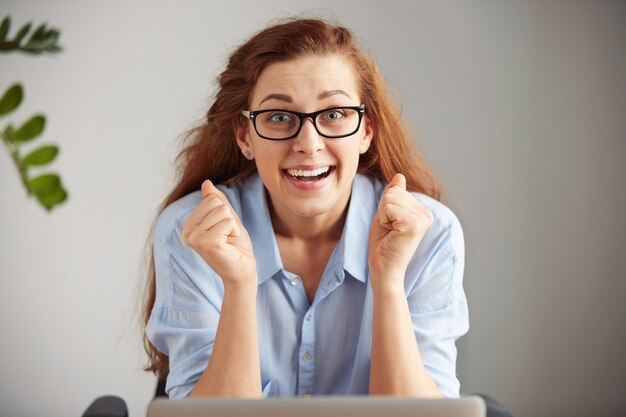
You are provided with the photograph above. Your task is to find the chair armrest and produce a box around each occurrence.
[474,393,514,417]
[82,395,128,417]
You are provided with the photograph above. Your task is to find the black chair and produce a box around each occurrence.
[82,380,513,417]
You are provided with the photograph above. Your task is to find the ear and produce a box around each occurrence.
[234,118,253,157]
[359,116,373,154]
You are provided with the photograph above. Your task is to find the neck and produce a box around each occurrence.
[268,192,350,245]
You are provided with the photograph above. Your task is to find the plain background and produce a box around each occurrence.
[1,1,625,417]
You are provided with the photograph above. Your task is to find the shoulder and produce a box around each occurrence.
[409,191,464,279]
[154,191,202,244]
[400,188,466,310]
[412,192,464,247]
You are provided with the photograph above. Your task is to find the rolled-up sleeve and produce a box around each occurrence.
[406,208,469,398]
[146,202,223,399]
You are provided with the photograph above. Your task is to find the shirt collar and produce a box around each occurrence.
[238,174,282,285]
[342,173,381,283]
[238,172,381,286]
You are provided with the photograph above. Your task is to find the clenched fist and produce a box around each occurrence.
[182,180,257,289]
[368,173,433,289]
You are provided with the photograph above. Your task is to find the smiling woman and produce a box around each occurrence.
[142,17,468,400]
[239,55,372,223]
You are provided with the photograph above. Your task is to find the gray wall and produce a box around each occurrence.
[1,1,624,416]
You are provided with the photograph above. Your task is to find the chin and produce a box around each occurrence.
[285,199,337,218]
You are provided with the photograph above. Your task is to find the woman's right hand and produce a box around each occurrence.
[182,180,257,289]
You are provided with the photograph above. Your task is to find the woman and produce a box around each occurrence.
[143,17,468,400]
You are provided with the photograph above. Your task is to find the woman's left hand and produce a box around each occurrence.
[368,173,433,289]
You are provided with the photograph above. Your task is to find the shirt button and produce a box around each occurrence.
[305,314,312,322]
[290,277,299,286]
[303,352,312,362]
[303,392,312,398]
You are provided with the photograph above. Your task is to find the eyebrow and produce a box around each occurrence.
[318,90,352,100]
[258,90,352,106]
[258,94,292,106]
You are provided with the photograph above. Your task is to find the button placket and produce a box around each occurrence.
[297,306,316,396]
[282,272,309,316]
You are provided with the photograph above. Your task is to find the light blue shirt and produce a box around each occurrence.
[146,172,468,399]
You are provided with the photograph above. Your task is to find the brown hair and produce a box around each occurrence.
[142,17,441,378]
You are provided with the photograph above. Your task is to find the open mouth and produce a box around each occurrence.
[284,166,335,182]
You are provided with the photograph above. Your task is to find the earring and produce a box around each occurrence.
[244,150,253,160]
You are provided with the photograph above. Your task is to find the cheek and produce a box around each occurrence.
[331,144,362,182]
[335,141,363,165]
[253,144,287,174]
[254,154,274,175]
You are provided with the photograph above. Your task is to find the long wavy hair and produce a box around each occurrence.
[142,17,441,378]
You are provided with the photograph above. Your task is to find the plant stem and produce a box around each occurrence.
[1,130,30,194]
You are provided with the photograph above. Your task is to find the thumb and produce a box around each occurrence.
[387,173,406,191]
[201,179,216,198]
[377,173,406,228]
[201,179,244,231]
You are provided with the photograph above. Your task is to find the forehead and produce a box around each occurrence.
[250,54,360,107]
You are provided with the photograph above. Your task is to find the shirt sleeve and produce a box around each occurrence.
[145,204,224,399]
[405,206,469,398]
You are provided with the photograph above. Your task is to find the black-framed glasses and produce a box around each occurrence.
[241,105,365,141]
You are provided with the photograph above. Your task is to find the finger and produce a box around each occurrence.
[185,194,224,227]
[378,173,407,212]
[182,197,222,244]
[381,186,411,206]
[185,208,241,247]
[379,188,423,219]
[201,180,213,198]
[201,179,244,225]
[188,216,241,253]
[379,199,433,231]
[380,203,428,234]
[198,204,240,236]
[385,173,406,192]
[202,180,229,205]
[204,215,241,240]
[379,202,406,230]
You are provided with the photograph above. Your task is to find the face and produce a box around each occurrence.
[236,54,373,223]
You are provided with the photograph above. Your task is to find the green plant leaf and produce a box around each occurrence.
[27,23,46,44]
[0,83,24,116]
[14,22,32,44]
[39,31,57,50]
[46,30,59,44]
[0,16,9,42]
[36,185,67,211]
[28,173,60,196]
[3,123,15,141]
[21,144,58,166]
[13,114,45,142]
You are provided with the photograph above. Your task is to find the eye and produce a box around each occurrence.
[321,110,345,121]
[268,112,294,123]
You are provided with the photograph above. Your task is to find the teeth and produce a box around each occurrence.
[287,166,330,177]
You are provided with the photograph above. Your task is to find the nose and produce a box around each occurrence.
[292,118,325,155]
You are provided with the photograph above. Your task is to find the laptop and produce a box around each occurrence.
[147,395,486,417]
